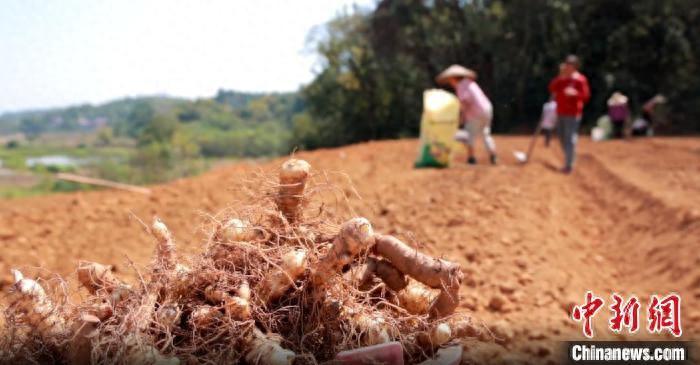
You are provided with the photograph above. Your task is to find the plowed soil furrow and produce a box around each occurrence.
[0,136,698,362]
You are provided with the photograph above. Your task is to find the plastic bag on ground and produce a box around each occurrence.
[414,89,460,168]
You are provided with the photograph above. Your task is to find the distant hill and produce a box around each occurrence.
[0,89,312,196]
[0,96,185,135]
[0,90,303,137]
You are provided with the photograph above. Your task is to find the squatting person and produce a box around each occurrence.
[437,64,498,165]
[607,91,630,139]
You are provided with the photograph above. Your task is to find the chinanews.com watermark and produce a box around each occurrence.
[566,342,691,364]
[564,291,695,364]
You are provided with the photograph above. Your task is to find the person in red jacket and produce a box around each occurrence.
[548,55,590,173]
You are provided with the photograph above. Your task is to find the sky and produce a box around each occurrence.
[0,0,374,113]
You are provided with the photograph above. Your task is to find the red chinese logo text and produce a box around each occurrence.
[648,294,682,337]
[609,293,640,333]
[572,292,682,338]
[572,291,604,338]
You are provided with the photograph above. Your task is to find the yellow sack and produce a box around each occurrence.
[414,89,460,168]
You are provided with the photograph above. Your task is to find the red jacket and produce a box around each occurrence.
[548,72,590,117]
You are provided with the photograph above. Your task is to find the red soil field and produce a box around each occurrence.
[1,136,698,362]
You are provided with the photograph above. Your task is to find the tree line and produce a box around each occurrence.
[299,0,699,149]
[108,90,305,183]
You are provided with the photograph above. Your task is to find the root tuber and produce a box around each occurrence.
[9,270,67,339]
[151,218,177,272]
[189,305,222,328]
[344,257,407,292]
[216,218,258,242]
[343,258,377,290]
[245,328,295,365]
[312,218,375,287]
[397,279,438,315]
[2,159,481,364]
[259,249,308,303]
[444,313,487,340]
[374,234,463,317]
[353,312,392,346]
[431,279,461,319]
[85,301,113,321]
[417,322,452,349]
[237,280,251,301]
[276,159,311,224]
[204,285,251,320]
[373,258,408,291]
[77,261,131,303]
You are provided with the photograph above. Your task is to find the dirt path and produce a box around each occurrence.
[1,136,698,362]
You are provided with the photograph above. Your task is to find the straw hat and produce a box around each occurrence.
[652,94,667,104]
[436,65,477,84]
[607,91,628,106]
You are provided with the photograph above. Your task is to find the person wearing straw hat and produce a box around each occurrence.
[436,64,497,165]
[607,91,630,139]
[548,55,590,174]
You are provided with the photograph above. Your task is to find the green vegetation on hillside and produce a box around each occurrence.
[0,91,306,196]
[0,97,186,135]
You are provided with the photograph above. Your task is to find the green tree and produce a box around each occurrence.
[130,141,174,182]
[95,126,114,146]
[121,102,155,138]
[291,112,325,150]
[138,114,178,146]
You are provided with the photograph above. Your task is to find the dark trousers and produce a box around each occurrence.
[632,127,648,136]
[557,116,581,170]
[612,119,625,138]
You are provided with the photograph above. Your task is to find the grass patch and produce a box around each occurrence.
[0,177,95,199]
[0,144,131,171]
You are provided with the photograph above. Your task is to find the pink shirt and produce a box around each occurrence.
[456,78,493,122]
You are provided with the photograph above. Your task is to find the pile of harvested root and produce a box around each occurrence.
[2,159,488,364]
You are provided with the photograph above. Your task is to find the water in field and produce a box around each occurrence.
[25,155,88,167]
